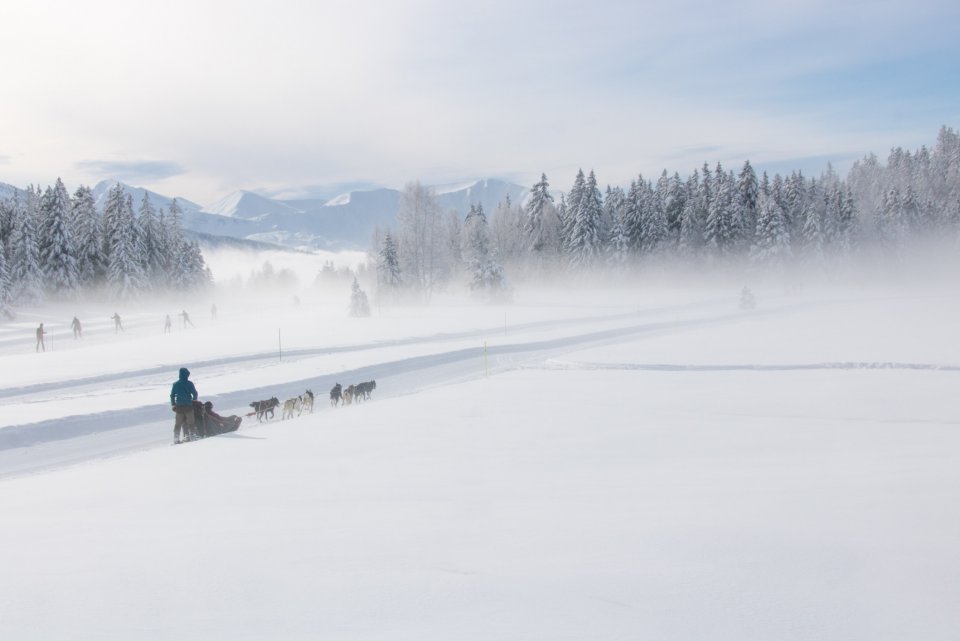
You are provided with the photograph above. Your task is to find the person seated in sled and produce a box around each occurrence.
[202,401,242,435]
[192,400,209,439]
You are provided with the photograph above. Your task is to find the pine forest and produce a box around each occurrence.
[376,126,960,299]
[0,182,210,317]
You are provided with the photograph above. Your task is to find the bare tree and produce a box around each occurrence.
[397,181,445,299]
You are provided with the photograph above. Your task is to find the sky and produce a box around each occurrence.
[1,0,958,206]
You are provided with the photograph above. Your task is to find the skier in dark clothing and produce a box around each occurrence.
[36,323,46,352]
[180,310,195,329]
[170,367,199,443]
[111,312,123,333]
[71,316,82,339]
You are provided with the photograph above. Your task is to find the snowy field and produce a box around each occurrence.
[1,279,959,640]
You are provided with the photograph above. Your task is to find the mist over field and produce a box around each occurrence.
[2,252,959,639]
[201,246,367,296]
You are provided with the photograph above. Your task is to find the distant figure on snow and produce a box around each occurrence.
[180,309,195,329]
[111,312,123,333]
[170,367,199,444]
[36,323,46,352]
[164,314,172,333]
[210,303,217,320]
[71,316,82,339]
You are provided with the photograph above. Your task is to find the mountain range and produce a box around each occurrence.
[97,178,527,251]
[2,177,528,251]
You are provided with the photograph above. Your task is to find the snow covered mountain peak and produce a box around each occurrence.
[91,180,204,215]
[202,190,305,220]
[0,181,19,201]
[204,190,249,217]
[434,179,482,195]
[324,192,352,206]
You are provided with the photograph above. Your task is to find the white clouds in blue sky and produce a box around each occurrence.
[0,0,957,203]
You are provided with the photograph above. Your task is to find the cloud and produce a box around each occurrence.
[662,146,726,161]
[74,159,186,182]
[2,1,957,203]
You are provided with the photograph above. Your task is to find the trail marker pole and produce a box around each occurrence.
[278,328,282,362]
[483,340,488,378]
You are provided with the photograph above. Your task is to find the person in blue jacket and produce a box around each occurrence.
[170,367,199,443]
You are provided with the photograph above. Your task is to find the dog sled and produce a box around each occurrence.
[185,400,242,440]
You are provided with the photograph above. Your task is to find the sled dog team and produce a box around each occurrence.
[248,379,377,423]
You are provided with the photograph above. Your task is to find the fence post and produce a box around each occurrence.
[483,340,488,377]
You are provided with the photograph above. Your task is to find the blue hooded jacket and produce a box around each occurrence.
[170,367,198,407]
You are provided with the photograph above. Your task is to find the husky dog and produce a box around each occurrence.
[302,389,315,413]
[330,383,342,407]
[250,397,280,422]
[354,380,377,401]
[342,385,355,406]
[281,396,302,420]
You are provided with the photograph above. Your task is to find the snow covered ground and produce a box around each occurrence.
[1,280,959,640]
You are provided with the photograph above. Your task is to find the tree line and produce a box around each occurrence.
[0,181,210,317]
[374,126,960,299]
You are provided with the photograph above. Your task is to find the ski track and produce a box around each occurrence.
[543,360,960,372]
[0,297,865,478]
[0,297,728,401]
